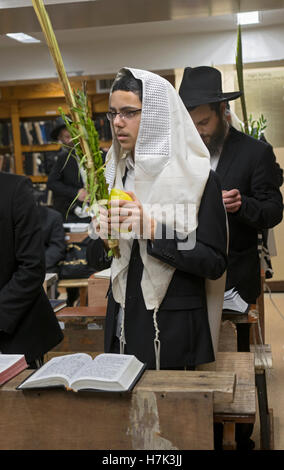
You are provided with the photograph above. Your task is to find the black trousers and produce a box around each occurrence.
[110,336,195,370]
[28,356,44,369]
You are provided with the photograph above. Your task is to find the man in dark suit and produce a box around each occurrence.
[47,118,91,306]
[37,203,66,274]
[0,172,63,367]
[179,66,283,450]
[87,67,227,371]
[47,117,90,223]
[179,66,283,308]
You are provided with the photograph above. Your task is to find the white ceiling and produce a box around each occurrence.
[0,0,91,7]
[0,0,284,48]
[0,0,283,82]
[41,9,284,43]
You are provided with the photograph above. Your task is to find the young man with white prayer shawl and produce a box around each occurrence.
[87,68,227,370]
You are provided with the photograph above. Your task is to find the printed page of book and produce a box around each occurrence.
[73,354,133,381]
[70,354,140,391]
[19,353,92,389]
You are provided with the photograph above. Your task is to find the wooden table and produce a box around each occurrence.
[0,351,256,450]
[51,308,256,451]
[88,272,109,308]
[0,368,236,450]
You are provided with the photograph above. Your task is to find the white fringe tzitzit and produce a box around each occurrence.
[119,304,161,370]
[153,307,161,370]
[119,304,126,354]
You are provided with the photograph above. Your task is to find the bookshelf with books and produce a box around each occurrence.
[0,73,175,181]
[0,79,112,183]
[0,118,14,173]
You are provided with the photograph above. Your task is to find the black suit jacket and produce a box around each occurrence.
[87,170,227,369]
[47,149,90,222]
[216,126,283,303]
[0,173,63,362]
[38,205,66,272]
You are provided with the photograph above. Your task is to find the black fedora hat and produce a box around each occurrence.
[179,66,242,108]
[50,116,67,141]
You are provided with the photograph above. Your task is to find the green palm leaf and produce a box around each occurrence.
[236,25,249,134]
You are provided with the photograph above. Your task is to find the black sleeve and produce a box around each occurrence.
[147,171,228,280]
[45,211,66,270]
[86,237,112,272]
[235,145,283,229]
[47,153,80,200]
[0,178,46,334]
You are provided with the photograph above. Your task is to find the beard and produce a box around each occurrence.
[201,116,228,157]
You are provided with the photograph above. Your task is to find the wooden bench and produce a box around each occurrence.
[57,232,93,307]
[51,306,106,354]
[212,352,256,450]
[219,306,273,449]
[57,278,89,306]
[221,309,259,352]
[250,343,274,450]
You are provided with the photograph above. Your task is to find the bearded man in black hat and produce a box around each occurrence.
[179,66,283,310]
[180,66,283,450]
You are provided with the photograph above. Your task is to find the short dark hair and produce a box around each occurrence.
[112,69,143,102]
[187,101,222,115]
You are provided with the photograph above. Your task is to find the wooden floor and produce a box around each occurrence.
[252,292,284,450]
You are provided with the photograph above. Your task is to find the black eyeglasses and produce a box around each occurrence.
[106,109,142,121]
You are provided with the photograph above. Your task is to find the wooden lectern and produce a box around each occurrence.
[0,368,236,450]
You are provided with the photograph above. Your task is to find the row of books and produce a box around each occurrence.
[0,153,14,173]
[23,150,58,176]
[0,122,13,146]
[21,115,112,146]
[20,120,58,146]
[23,152,48,176]
[0,120,58,148]
[1,116,111,149]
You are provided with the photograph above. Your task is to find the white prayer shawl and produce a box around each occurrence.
[105,67,226,369]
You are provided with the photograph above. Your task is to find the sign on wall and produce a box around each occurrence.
[235,67,284,148]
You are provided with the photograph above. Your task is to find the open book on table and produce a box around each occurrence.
[0,354,28,386]
[17,353,146,392]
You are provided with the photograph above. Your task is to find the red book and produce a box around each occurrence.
[0,354,28,386]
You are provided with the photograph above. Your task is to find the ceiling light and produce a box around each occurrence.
[6,33,41,43]
[237,11,260,25]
